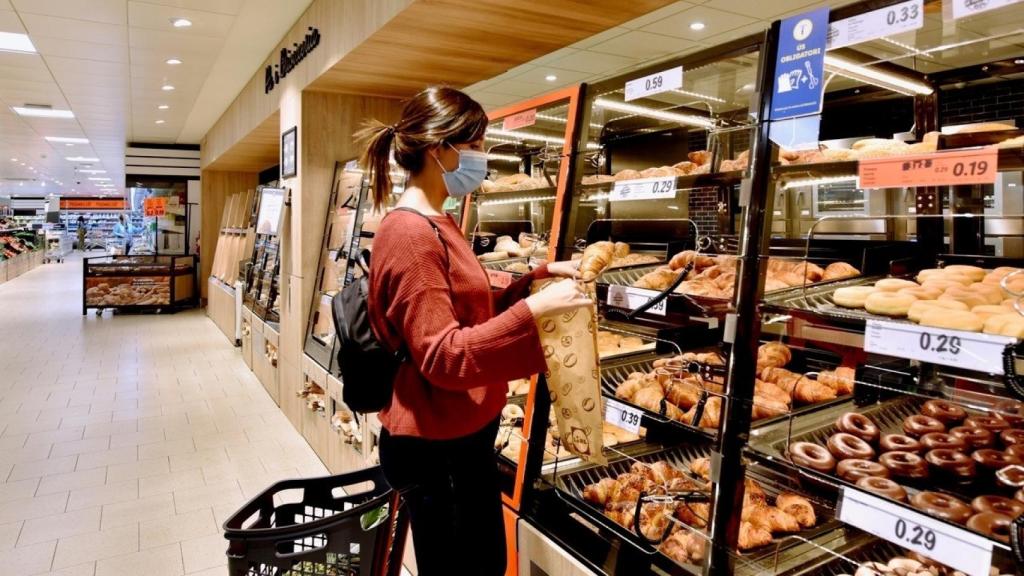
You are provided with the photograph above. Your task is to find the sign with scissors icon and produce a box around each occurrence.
[771,7,828,121]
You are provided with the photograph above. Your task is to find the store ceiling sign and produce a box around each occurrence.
[858,146,998,188]
[624,66,682,102]
[950,0,1022,20]
[264,27,321,94]
[771,7,828,121]
[826,0,923,50]
[143,197,167,217]
[502,109,536,131]
[60,199,126,210]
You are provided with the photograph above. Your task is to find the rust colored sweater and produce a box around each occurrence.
[367,210,549,440]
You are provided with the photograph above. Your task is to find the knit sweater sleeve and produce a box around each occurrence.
[491,264,551,314]
[379,222,547,392]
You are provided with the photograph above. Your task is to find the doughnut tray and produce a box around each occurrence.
[553,442,841,575]
[760,274,895,327]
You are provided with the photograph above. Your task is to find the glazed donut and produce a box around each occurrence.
[925,448,976,480]
[972,304,1016,322]
[1018,489,1024,503]
[967,511,1012,542]
[789,441,836,472]
[1006,444,1024,460]
[998,465,1024,490]
[879,433,922,454]
[837,459,890,482]
[902,415,945,437]
[992,399,1024,426]
[965,416,1012,433]
[915,269,946,283]
[855,476,907,501]
[968,283,1005,305]
[983,313,1024,336]
[939,287,989,309]
[907,299,968,323]
[865,291,917,317]
[879,451,929,480]
[828,433,876,460]
[898,286,942,300]
[1000,429,1024,446]
[832,286,876,309]
[910,491,972,524]
[874,278,919,292]
[972,448,1022,473]
[944,264,986,282]
[918,309,984,332]
[951,426,995,449]
[921,399,967,425]
[835,412,880,444]
[971,495,1024,517]
[920,432,967,451]
[921,278,970,292]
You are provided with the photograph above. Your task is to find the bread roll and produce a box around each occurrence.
[907,299,968,323]
[614,169,641,181]
[853,138,897,150]
[944,265,985,282]
[919,309,983,332]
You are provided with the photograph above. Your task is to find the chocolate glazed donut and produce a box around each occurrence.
[827,433,875,460]
[967,511,1012,542]
[925,448,976,482]
[836,459,889,482]
[879,433,922,454]
[921,399,967,425]
[789,441,836,473]
[920,432,967,451]
[835,412,880,443]
[903,415,945,437]
[951,426,995,450]
[879,451,929,480]
[911,491,972,524]
[971,495,1024,518]
[856,476,907,501]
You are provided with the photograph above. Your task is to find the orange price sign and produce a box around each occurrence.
[486,268,514,289]
[502,109,536,131]
[143,197,167,217]
[858,146,998,189]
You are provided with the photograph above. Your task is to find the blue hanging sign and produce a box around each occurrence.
[771,7,829,121]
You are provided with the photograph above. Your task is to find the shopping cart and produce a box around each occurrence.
[223,466,409,576]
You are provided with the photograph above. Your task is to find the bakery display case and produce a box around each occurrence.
[243,186,286,324]
[82,254,197,314]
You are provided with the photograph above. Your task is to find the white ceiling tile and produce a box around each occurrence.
[32,37,129,63]
[0,9,25,33]
[133,0,246,16]
[20,14,127,46]
[11,0,127,25]
[620,2,695,29]
[588,30,697,60]
[128,1,235,37]
[46,56,129,79]
[702,0,816,19]
[569,27,631,50]
[486,79,563,98]
[128,27,224,52]
[639,5,758,41]
[0,51,47,70]
[0,64,55,83]
[0,1,13,10]
[547,50,639,75]
[510,67,591,86]
[700,21,767,46]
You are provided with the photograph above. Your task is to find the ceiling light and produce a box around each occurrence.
[12,106,74,119]
[782,175,858,190]
[165,58,182,65]
[593,98,716,129]
[824,54,933,96]
[170,18,192,28]
[689,22,706,31]
[158,105,169,110]
[9,158,15,162]
[486,153,524,163]
[161,85,175,91]
[0,32,36,54]
[155,119,166,124]
[1016,59,1024,65]
[19,162,25,166]
[545,74,558,82]
[79,169,106,174]
[486,127,567,146]
[45,136,89,144]
[88,177,111,181]
[66,156,99,162]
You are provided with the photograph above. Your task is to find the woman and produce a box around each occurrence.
[113,214,133,255]
[76,215,87,251]
[358,87,590,575]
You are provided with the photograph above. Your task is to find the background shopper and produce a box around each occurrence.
[358,86,590,575]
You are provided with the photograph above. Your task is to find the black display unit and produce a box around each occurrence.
[244,186,286,324]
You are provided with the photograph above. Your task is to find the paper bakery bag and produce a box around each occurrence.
[532,280,606,465]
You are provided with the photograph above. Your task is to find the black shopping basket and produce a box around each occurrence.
[224,466,409,576]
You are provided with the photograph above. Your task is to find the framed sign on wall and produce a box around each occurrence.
[281,126,297,178]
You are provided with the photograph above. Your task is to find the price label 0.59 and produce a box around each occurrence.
[865,319,1016,374]
[610,177,677,202]
[859,146,998,189]
[839,487,994,576]
[604,398,643,434]
[607,285,667,316]
[827,0,923,50]
[624,66,683,102]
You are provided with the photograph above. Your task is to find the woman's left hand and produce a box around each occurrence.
[546,259,581,279]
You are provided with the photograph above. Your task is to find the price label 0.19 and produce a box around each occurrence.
[604,398,643,434]
[859,146,998,189]
[607,285,667,317]
[624,66,683,102]
[838,487,994,576]
[827,0,923,50]
[610,177,677,202]
[950,0,1022,19]
[865,319,1016,375]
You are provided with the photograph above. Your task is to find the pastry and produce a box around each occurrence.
[880,433,922,454]
[918,309,984,332]
[822,261,860,281]
[837,459,889,482]
[864,291,917,317]
[855,476,907,501]
[971,495,1024,518]
[832,286,876,308]
[789,441,836,472]
[827,433,875,460]
[907,299,968,323]
[921,399,967,425]
[835,412,880,443]
[967,511,1012,542]
[939,286,989,309]
[903,415,945,437]
[944,265,985,282]
[580,241,615,281]
[920,432,967,451]
[911,491,972,524]
[874,278,918,292]
[879,451,929,480]
[898,286,942,300]
[951,426,995,449]
[925,448,976,481]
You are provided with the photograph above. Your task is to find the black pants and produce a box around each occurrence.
[379,418,505,576]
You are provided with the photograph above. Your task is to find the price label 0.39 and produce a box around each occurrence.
[606,285,667,317]
[610,176,677,202]
[865,319,1016,375]
[839,487,994,576]
[604,398,643,434]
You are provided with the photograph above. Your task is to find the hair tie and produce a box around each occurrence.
[386,123,398,135]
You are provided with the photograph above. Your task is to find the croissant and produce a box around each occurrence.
[605,504,636,529]
[633,267,679,290]
[758,341,792,365]
[826,366,856,395]
[616,471,651,492]
[684,396,721,428]
[776,493,816,528]
[744,479,767,504]
[673,503,710,529]
[649,460,685,484]
[660,529,707,564]
[670,250,716,270]
[793,377,838,404]
[765,506,801,532]
[615,377,646,401]
[688,150,710,166]
[689,457,711,480]
[639,503,674,541]
[755,379,791,406]
[664,378,702,409]
[613,242,630,259]
[583,478,619,506]
[822,261,860,281]
[751,395,790,419]
[634,386,686,422]
[792,261,825,282]
[580,241,615,282]
[738,520,773,550]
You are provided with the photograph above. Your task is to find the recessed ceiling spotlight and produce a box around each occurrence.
[158,105,169,110]
[171,18,192,28]
[20,162,25,166]
[161,84,175,91]
[66,156,99,162]
[166,58,182,65]
[79,169,106,174]
[689,21,706,31]
[155,119,166,124]
[12,106,74,119]
[45,136,89,144]
[88,177,111,181]
[545,74,558,82]
[1016,59,1024,65]
[9,158,15,162]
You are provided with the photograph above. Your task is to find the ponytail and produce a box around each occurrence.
[355,120,396,212]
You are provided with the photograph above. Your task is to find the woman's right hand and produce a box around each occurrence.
[525,279,592,319]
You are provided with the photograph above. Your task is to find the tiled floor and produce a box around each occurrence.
[0,253,328,576]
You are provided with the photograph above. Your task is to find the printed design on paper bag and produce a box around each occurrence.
[568,427,593,456]
[561,335,574,348]
[582,397,596,412]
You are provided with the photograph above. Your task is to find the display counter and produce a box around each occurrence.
[83,255,197,314]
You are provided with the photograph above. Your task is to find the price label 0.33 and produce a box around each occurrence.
[865,319,1017,375]
[606,285,667,317]
[610,176,677,202]
[839,487,994,576]
[604,398,643,434]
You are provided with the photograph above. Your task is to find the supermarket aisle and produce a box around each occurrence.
[0,253,328,576]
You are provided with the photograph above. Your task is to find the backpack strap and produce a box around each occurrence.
[387,207,449,265]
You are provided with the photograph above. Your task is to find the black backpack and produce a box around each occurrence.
[331,208,448,414]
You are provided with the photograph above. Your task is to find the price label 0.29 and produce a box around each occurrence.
[624,66,683,102]
[610,177,677,202]
[859,146,998,189]
[827,0,923,49]
[604,398,642,434]
[607,285,667,317]
[838,487,994,576]
[865,319,1016,375]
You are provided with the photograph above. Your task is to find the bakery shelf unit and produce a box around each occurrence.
[208,189,257,345]
[83,254,197,315]
[243,186,286,324]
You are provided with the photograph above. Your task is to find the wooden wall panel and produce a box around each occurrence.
[200,170,258,299]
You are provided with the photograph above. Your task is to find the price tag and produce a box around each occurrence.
[486,268,514,289]
[610,177,677,202]
[605,398,642,434]
[606,285,667,316]
[864,319,1016,374]
[624,66,683,102]
[827,0,923,50]
[858,146,998,189]
[502,109,537,131]
[838,487,993,576]
[950,0,1022,19]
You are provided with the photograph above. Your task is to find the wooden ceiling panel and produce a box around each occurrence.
[204,111,279,172]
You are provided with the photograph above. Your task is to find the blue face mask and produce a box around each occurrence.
[434,143,488,198]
